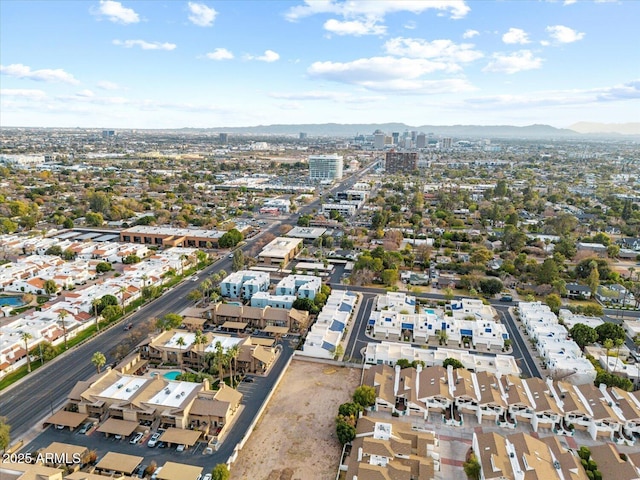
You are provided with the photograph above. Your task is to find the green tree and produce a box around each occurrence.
[58,310,69,350]
[85,211,104,226]
[156,313,183,331]
[101,305,122,322]
[443,358,464,369]
[569,323,598,349]
[176,336,186,374]
[479,278,503,295]
[595,322,625,344]
[219,229,243,248]
[292,297,318,314]
[463,453,481,480]
[43,279,58,295]
[95,262,112,274]
[587,260,600,295]
[91,351,106,373]
[62,218,74,229]
[545,293,562,313]
[537,258,560,285]
[187,289,203,303]
[381,268,399,287]
[352,385,376,408]
[122,254,141,264]
[19,331,33,373]
[336,418,356,445]
[0,416,10,452]
[211,464,230,480]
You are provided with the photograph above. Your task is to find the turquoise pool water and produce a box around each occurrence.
[424,308,435,315]
[0,296,25,307]
[163,371,181,380]
[226,301,242,306]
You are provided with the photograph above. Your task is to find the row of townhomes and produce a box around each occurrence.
[474,431,640,480]
[0,232,199,378]
[299,289,358,359]
[338,417,439,480]
[365,364,640,445]
[367,293,509,350]
[518,302,597,385]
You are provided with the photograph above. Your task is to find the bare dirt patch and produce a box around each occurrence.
[231,359,361,480]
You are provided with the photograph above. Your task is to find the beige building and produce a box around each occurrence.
[258,236,302,266]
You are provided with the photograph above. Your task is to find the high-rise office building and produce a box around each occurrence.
[309,154,344,181]
[416,133,426,148]
[385,151,418,174]
[440,137,452,149]
[299,132,307,140]
[392,132,400,145]
[219,133,228,143]
[374,132,385,149]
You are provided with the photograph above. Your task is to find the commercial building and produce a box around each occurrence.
[385,151,418,174]
[308,154,343,182]
[219,270,271,300]
[258,237,303,266]
[120,226,225,248]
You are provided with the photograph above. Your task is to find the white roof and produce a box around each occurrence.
[147,381,200,408]
[204,335,243,353]
[100,375,149,401]
[164,333,196,350]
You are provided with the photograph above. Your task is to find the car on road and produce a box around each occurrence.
[176,444,185,452]
[203,474,212,480]
[130,432,144,444]
[123,323,132,331]
[191,276,199,282]
[244,376,254,383]
[147,432,161,447]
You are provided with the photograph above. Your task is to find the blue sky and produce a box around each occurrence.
[1,0,638,129]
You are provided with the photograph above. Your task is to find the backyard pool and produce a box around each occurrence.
[163,370,181,380]
[423,308,435,315]
[0,295,25,307]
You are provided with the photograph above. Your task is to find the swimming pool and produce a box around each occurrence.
[424,308,435,315]
[0,296,25,307]
[226,301,242,306]
[163,370,181,380]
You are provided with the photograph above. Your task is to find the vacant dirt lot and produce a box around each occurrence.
[231,359,361,480]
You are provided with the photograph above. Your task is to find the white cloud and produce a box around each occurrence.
[93,0,139,24]
[546,25,585,43]
[404,21,417,30]
[269,90,388,103]
[97,80,120,90]
[462,29,479,39]
[205,48,234,60]
[324,18,386,36]
[384,37,483,64]
[286,0,471,21]
[0,88,47,99]
[483,50,543,74]
[113,39,177,51]
[76,89,95,97]
[246,50,280,62]
[307,56,476,92]
[502,28,530,45]
[563,0,577,5]
[0,63,80,84]
[187,2,217,27]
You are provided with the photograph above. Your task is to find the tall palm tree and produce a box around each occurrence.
[613,337,625,372]
[91,351,106,373]
[118,286,128,310]
[91,298,102,332]
[200,279,212,303]
[193,330,206,371]
[228,344,240,388]
[58,310,69,350]
[214,341,225,387]
[176,336,186,374]
[19,331,33,373]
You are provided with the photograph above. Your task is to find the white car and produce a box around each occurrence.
[203,474,212,480]
[130,432,144,444]
[147,432,161,447]
[176,444,185,452]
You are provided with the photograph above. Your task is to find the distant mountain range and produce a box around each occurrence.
[568,122,640,135]
[186,122,637,138]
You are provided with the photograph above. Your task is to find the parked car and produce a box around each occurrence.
[156,441,166,448]
[147,432,161,447]
[134,464,147,478]
[203,474,212,480]
[78,422,92,434]
[150,467,162,480]
[130,432,143,444]
[114,434,123,440]
[244,376,254,383]
[176,444,186,452]
[55,424,65,430]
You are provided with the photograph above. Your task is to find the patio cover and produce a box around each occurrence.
[45,410,87,428]
[158,427,202,446]
[157,461,202,480]
[41,442,88,463]
[250,337,275,347]
[97,418,139,436]
[263,325,289,334]
[221,321,247,330]
[96,452,143,474]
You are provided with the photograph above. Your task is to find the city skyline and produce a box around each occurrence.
[1,0,638,129]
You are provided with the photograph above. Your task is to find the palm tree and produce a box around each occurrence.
[438,329,448,346]
[179,254,188,276]
[58,310,69,350]
[214,341,225,387]
[91,298,102,332]
[193,330,207,371]
[228,344,240,388]
[19,331,33,373]
[118,286,128,310]
[200,279,212,303]
[91,351,106,373]
[604,338,614,372]
[176,336,186,374]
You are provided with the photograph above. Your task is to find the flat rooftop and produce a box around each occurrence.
[121,225,224,239]
[164,332,196,349]
[147,381,200,408]
[100,375,149,401]
[204,335,243,353]
[258,237,302,259]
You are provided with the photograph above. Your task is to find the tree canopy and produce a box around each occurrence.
[352,385,376,407]
[569,323,598,349]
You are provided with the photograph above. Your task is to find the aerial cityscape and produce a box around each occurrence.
[1,1,640,480]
